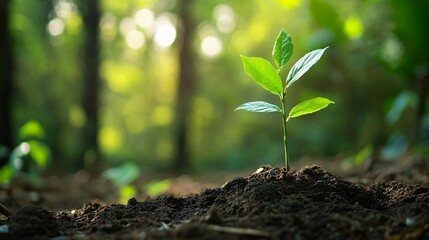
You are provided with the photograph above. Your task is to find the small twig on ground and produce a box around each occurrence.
[0,203,12,218]
[206,224,271,238]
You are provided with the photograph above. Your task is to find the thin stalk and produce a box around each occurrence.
[278,69,290,170]
[280,95,289,171]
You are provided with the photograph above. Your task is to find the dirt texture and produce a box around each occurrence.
[2,165,429,240]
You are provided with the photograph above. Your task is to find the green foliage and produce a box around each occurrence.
[235,101,281,113]
[287,97,334,122]
[17,121,51,170]
[236,29,334,170]
[18,120,45,140]
[354,145,373,166]
[118,185,137,204]
[272,30,293,68]
[341,145,373,170]
[103,162,140,203]
[26,140,50,169]
[240,56,283,95]
[0,120,51,185]
[386,91,417,125]
[8,0,429,173]
[102,162,140,186]
[145,179,171,197]
[0,165,13,184]
[286,47,329,88]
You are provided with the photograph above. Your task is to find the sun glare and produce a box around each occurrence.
[135,8,155,29]
[54,0,76,19]
[214,4,235,33]
[126,30,145,49]
[344,16,364,40]
[153,15,177,49]
[200,36,223,58]
[119,17,136,36]
[47,18,65,36]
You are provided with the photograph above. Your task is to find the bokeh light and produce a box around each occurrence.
[100,13,117,43]
[214,4,235,33]
[200,36,223,58]
[54,0,76,19]
[126,30,145,49]
[135,8,155,29]
[153,15,177,49]
[99,126,123,153]
[343,16,363,40]
[119,17,136,36]
[47,18,65,36]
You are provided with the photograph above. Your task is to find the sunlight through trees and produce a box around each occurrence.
[2,0,429,173]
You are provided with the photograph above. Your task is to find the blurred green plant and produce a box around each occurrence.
[0,120,51,186]
[102,162,172,201]
[235,29,334,170]
[342,145,374,170]
[102,162,140,203]
[145,179,171,197]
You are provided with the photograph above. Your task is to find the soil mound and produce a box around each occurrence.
[2,165,429,239]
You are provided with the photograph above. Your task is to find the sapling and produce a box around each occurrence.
[235,29,334,171]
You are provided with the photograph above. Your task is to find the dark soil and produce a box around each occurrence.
[2,165,429,240]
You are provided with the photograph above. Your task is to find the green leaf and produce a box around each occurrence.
[272,30,293,68]
[354,145,373,166]
[286,47,329,88]
[146,179,172,197]
[18,120,45,140]
[235,101,281,113]
[241,56,283,96]
[102,162,140,186]
[0,165,13,184]
[119,185,137,204]
[287,97,334,121]
[27,140,51,169]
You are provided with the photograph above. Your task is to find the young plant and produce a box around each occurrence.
[235,29,334,171]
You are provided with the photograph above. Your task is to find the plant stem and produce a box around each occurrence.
[281,95,289,171]
[0,203,12,218]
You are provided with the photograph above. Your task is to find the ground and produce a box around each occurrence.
[1,158,429,240]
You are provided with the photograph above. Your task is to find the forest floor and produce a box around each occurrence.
[1,156,429,240]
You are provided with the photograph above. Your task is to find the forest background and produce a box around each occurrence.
[1,0,428,179]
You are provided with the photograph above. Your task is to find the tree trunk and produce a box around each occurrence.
[174,0,196,173]
[414,72,429,143]
[79,0,101,170]
[0,0,14,164]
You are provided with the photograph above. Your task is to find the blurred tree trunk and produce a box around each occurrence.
[414,72,429,143]
[174,0,197,173]
[0,0,14,164]
[390,0,429,145]
[78,0,101,170]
